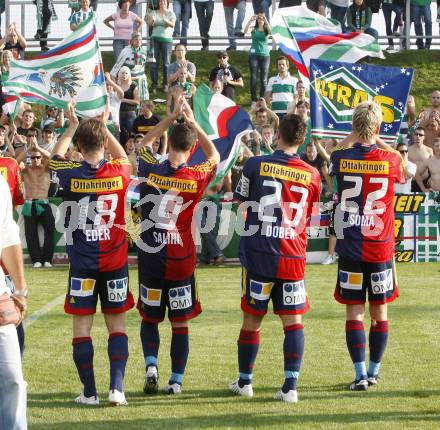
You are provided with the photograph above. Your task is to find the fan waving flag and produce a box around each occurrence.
[1,93,22,119]
[271,6,384,86]
[3,16,106,117]
[191,83,253,186]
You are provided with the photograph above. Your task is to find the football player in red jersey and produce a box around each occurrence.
[136,97,220,395]
[330,102,405,391]
[229,114,321,403]
[50,102,134,406]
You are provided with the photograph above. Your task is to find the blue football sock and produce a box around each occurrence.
[346,320,367,380]
[140,321,160,370]
[72,337,97,398]
[169,326,189,385]
[108,332,129,392]
[237,329,260,387]
[368,320,389,376]
[282,324,304,393]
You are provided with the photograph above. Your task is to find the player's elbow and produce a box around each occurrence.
[209,149,221,165]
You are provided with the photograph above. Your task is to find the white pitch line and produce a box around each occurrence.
[23,295,65,330]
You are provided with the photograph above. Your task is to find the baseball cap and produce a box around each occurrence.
[43,124,54,133]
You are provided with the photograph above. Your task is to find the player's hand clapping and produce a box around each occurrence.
[28,135,38,150]
[181,100,195,124]
[66,100,79,127]
[171,94,186,119]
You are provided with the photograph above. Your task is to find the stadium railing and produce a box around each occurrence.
[3,0,440,51]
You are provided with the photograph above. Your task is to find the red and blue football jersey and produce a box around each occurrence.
[0,156,24,207]
[234,150,321,280]
[50,156,132,271]
[137,147,216,280]
[330,143,404,263]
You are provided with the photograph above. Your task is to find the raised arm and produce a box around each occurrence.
[52,109,63,128]
[314,138,330,163]
[15,147,27,164]
[267,107,279,131]
[52,101,79,157]
[181,101,220,164]
[166,89,174,117]
[105,128,128,161]
[242,142,254,158]
[15,28,27,49]
[263,15,272,34]
[33,140,51,160]
[140,114,176,149]
[375,136,403,160]
[3,129,15,157]
[105,73,124,99]
[244,16,256,34]
[158,131,168,155]
[406,95,416,127]
[0,34,7,49]
[140,94,184,148]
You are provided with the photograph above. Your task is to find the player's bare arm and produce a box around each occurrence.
[52,100,79,157]
[105,127,129,162]
[140,95,185,149]
[181,101,220,164]
[376,136,405,173]
[314,138,330,163]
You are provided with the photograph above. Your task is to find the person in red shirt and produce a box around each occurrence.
[330,102,405,391]
[50,101,134,406]
[136,97,220,395]
[229,114,321,403]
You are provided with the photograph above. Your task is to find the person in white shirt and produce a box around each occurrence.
[0,175,28,430]
[395,141,417,194]
[105,72,124,134]
[265,56,298,120]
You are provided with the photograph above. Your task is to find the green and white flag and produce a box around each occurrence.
[4,16,107,117]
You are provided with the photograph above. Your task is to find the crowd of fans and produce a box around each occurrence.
[0,0,438,268]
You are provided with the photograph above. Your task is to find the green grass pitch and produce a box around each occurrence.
[24,263,440,429]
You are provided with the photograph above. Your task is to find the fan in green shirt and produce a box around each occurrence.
[244,13,272,103]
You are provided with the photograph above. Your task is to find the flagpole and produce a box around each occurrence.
[5,0,10,30]
[404,0,410,50]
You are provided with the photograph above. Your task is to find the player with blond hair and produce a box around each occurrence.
[330,101,405,390]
